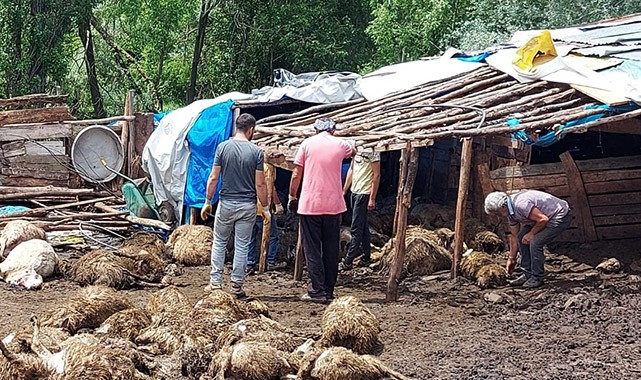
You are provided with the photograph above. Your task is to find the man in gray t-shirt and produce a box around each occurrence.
[200,113,269,297]
[485,190,572,288]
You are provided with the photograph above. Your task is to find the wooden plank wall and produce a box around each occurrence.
[490,154,641,241]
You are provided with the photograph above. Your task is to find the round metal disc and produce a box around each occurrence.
[71,125,124,183]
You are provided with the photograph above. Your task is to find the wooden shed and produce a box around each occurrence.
[251,66,641,300]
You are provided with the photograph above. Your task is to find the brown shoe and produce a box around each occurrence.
[230,282,246,298]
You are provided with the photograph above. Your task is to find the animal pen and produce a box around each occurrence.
[251,66,641,301]
[0,91,162,233]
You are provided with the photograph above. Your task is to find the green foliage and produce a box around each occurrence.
[0,0,640,116]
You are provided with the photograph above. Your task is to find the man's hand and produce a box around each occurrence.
[262,209,272,225]
[368,198,376,211]
[522,232,534,245]
[200,202,212,220]
[506,256,517,274]
[288,195,298,214]
[274,203,284,215]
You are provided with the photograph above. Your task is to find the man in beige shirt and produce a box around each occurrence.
[341,151,380,269]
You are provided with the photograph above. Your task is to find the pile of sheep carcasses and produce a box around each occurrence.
[0,285,415,380]
[374,201,509,289]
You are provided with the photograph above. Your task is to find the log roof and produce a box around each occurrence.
[253,66,641,167]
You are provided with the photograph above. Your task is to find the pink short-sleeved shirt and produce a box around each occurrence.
[294,132,354,215]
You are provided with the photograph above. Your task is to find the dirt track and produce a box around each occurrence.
[1,240,640,379]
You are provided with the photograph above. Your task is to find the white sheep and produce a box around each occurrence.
[0,239,58,289]
[0,220,47,259]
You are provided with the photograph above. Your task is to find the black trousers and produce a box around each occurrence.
[345,193,371,264]
[300,214,340,298]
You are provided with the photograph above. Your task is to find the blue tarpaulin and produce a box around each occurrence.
[183,100,234,208]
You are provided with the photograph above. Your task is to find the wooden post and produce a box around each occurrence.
[120,91,134,178]
[189,207,197,225]
[386,144,419,302]
[451,137,474,279]
[560,151,597,242]
[125,90,136,177]
[259,164,275,273]
[294,221,304,281]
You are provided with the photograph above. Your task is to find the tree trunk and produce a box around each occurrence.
[187,0,213,104]
[79,17,106,118]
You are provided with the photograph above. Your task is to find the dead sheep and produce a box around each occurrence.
[408,203,455,229]
[380,226,451,277]
[0,239,58,289]
[40,285,133,334]
[215,315,306,353]
[146,285,192,316]
[319,296,382,355]
[2,324,70,355]
[0,340,49,380]
[296,345,414,380]
[460,251,507,289]
[596,258,622,274]
[32,331,151,380]
[96,308,152,342]
[0,220,47,259]
[121,231,170,261]
[472,230,505,255]
[166,224,212,266]
[69,247,165,289]
[202,341,292,380]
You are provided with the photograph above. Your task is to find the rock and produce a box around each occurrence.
[484,292,504,304]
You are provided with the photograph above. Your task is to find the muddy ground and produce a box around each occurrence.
[1,239,641,379]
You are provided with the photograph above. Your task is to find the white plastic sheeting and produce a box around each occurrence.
[359,56,485,101]
[251,71,363,104]
[141,92,251,222]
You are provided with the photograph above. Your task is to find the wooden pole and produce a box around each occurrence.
[386,144,419,302]
[451,138,474,279]
[125,90,136,177]
[559,151,597,242]
[259,164,275,273]
[0,196,116,219]
[294,220,304,281]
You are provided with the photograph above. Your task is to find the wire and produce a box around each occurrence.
[79,221,126,249]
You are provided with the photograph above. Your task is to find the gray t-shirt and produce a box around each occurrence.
[213,139,264,202]
[508,190,570,226]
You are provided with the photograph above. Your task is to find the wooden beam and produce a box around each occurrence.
[560,152,597,242]
[0,106,73,126]
[94,202,171,230]
[259,164,275,273]
[0,186,102,200]
[451,138,474,279]
[386,144,419,302]
[0,196,115,219]
[125,90,135,177]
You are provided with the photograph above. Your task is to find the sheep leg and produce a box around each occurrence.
[29,315,53,362]
[0,340,17,362]
[371,359,415,380]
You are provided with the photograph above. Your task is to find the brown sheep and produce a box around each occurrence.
[166,225,213,266]
[69,247,165,289]
[96,308,152,341]
[0,340,49,380]
[3,324,69,354]
[146,285,192,316]
[0,220,47,259]
[472,230,505,255]
[121,231,170,261]
[296,345,414,380]
[202,341,292,380]
[319,296,382,355]
[460,250,507,289]
[40,285,133,334]
[380,226,451,277]
[214,315,306,353]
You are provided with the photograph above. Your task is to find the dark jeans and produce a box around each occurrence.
[345,193,371,264]
[247,214,279,266]
[300,214,340,298]
[518,211,572,280]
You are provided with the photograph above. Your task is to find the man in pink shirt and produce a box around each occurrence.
[288,118,354,302]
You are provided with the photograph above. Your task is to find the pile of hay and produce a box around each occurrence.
[379,226,451,277]
[319,296,382,355]
[460,251,507,289]
[166,225,212,266]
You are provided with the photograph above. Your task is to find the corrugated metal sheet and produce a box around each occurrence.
[576,45,641,57]
[559,22,641,45]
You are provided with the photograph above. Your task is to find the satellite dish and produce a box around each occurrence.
[71,125,124,183]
